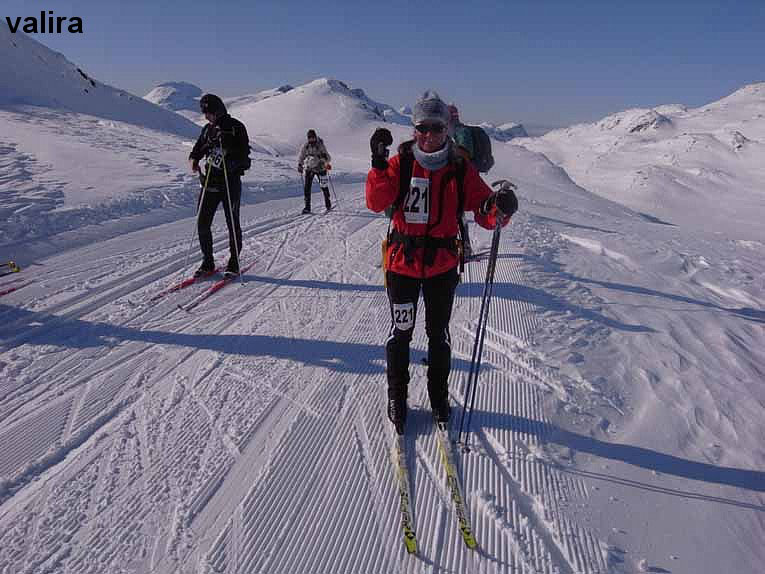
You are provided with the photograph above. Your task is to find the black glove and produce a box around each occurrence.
[481,188,518,217]
[495,187,518,216]
[370,128,393,170]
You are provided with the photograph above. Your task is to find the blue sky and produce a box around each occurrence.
[4,0,764,132]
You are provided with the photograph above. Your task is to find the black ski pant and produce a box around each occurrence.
[385,267,459,407]
[303,169,331,210]
[197,177,242,265]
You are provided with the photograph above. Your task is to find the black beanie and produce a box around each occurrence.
[200,93,226,115]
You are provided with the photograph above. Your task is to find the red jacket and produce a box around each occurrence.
[366,149,508,278]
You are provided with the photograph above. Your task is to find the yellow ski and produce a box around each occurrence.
[392,433,418,554]
[435,423,478,549]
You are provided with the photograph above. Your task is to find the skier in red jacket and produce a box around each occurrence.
[366,90,518,434]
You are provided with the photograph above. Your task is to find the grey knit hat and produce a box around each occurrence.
[412,90,450,126]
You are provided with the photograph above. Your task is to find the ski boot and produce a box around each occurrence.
[194,259,215,278]
[431,397,451,429]
[223,258,240,278]
[387,396,407,435]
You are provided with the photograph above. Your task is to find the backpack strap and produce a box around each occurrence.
[384,143,469,275]
[395,141,464,215]
[389,141,466,220]
[449,153,468,275]
[396,140,415,211]
[455,155,466,218]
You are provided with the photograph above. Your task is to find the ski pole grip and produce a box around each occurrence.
[491,179,516,194]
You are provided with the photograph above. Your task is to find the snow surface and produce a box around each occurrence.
[1,31,764,574]
[0,24,197,138]
[143,82,204,121]
[517,83,765,241]
[481,121,529,141]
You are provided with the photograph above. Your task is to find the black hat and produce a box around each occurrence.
[307,129,317,139]
[200,93,226,115]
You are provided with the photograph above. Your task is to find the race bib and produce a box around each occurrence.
[392,303,415,331]
[403,177,430,224]
[208,146,224,169]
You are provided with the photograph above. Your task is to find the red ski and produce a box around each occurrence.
[178,261,255,312]
[147,266,222,303]
[0,280,34,298]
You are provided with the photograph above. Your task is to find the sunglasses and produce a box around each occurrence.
[415,123,446,134]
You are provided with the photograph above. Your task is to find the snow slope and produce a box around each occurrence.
[517,83,765,240]
[0,31,299,253]
[227,78,414,170]
[0,49,763,574]
[481,121,529,140]
[143,82,204,121]
[0,26,198,137]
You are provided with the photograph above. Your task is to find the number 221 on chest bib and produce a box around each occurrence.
[403,177,430,224]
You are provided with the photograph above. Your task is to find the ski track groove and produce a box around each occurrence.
[197,234,388,572]
[0,210,311,353]
[0,218,293,415]
[0,210,342,477]
[448,239,605,574]
[0,207,358,528]
[0,200,611,574]
[214,297,385,572]
[156,206,387,573]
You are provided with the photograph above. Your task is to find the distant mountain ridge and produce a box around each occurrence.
[146,76,528,141]
[144,82,202,112]
[0,27,198,137]
[517,82,765,239]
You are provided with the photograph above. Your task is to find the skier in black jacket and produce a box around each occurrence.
[189,94,251,276]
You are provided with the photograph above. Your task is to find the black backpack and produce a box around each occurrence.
[466,125,494,173]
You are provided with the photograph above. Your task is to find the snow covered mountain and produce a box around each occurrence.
[0,30,212,248]
[226,77,413,168]
[224,84,294,108]
[517,83,765,240]
[0,31,763,573]
[481,121,529,140]
[0,26,198,137]
[143,81,203,120]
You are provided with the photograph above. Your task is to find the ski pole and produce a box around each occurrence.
[458,219,501,447]
[458,181,513,447]
[300,172,308,212]
[327,171,339,209]
[177,161,213,287]
[222,148,245,285]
